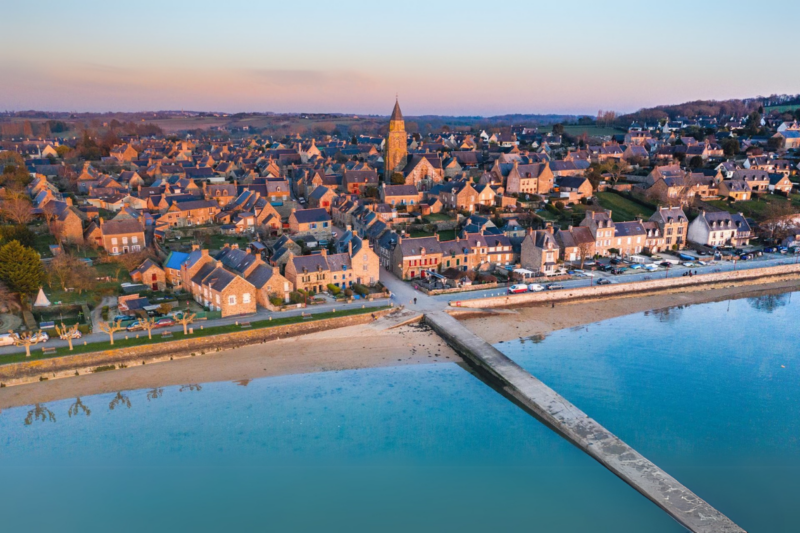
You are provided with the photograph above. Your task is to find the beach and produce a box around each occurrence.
[1,279,797,411]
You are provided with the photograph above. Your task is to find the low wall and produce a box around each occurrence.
[452,263,800,308]
[425,310,744,533]
[0,308,394,386]
[419,282,499,296]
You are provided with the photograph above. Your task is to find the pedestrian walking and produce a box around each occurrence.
[413,297,417,305]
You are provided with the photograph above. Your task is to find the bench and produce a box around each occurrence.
[42,347,57,355]
[302,315,313,320]
[161,331,173,339]
[239,322,251,329]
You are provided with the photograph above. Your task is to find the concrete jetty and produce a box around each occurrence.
[426,310,746,533]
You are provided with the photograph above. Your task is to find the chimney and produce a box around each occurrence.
[223,243,230,249]
[231,243,239,250]
[526,227,533,235]
[99,217,104,226]
[320,249,327,257]
[201,249,209,257]
[346,224,352,232]
[192,244,199,251]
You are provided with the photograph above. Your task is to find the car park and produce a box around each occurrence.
[508,284,528,294]
[527,283,545,292]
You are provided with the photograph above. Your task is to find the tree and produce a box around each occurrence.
[98,319,124,345]
[0,281,20,312]
[0,241,44,304]
[390,172,406,185]
[578,241,594,269]
[176,312,196,335]
[55,322,80,351]
[24,404,56,425]
[767,136,785,152]
[11,330,39,357]
[552,123,565,135]
[0,193,34,225]
[721,138,740,156]
[109,391,131,410]
[759,200,795,242]
[688,156,704,169]
[140,316,158,340]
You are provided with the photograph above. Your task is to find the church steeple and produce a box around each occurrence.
[390,99,404,121]
[385,98,408,180]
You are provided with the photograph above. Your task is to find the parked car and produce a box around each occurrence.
[59,329,82,340]
[546,283,564,290]
[610,258,620,265]
[155,318,176,328]
[0,333,16,346]
[763,247,777,254]
[596,278,613,285]
[527,283,545,292]
[126,321,145,331]
[508,284,528,294]
[659,262,672,268]
[32,331,49,343]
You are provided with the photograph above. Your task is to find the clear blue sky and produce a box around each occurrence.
[2,0,798,115]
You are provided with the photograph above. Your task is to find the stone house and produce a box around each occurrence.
[97,217,145,254]
[520,227,559,275]
[505,161,554,196]
[161,199,220,227]
[688,211,751,248]
[580,210,616,256]
[288,208,333,241]
[130,258,166,291]
[649,207,688,250]
[555,225,595,263]
[612,221,647,256]
[768,173,794,195]
[392,235,443,280]
[381,184,422,207]
[342,169,379,195]
[718,180,752,202]
[308,185,337,212]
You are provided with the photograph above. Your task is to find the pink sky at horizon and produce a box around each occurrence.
[2,1,799,116]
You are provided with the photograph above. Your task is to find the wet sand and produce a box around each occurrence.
[0,321,459,410]
[1,279,797,410]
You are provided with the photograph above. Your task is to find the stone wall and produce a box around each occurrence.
[451,264,800,308]
[0,309,394,386]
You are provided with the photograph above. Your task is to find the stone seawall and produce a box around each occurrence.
[425,310,745,533]
[451,263,800,309]
[0,309,393,386]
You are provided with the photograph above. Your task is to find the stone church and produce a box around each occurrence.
[384,99,408,180]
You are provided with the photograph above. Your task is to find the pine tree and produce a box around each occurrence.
[0,240,44,301]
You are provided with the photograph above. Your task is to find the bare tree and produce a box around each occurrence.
[11,330,39,357]
[140,316,158,340]
[0,281,21,313]
[146,387,163,401]
[0,194,34,225]
[578,241,594,269]
[55,322,80,351]
[176,312,196,335]
[98,320,124,345]
[759,201,795,242]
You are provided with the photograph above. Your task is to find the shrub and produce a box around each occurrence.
[289,291,306,304]
[353,284,370,297]
[476,274,497,284]
[269,297,283,307]
[327,283,341,296]
[344,288,354,298]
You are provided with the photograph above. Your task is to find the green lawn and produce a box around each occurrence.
[563,125,623,138]
[437,229,456,241]
[0,306,389,366]
[704,194,800,221]
[596,192,655,222]
[422,213,452,223]
[32,233,58,258]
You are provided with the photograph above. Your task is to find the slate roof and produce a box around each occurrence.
[292,208,330,224]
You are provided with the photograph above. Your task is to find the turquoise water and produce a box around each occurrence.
[499,291,800,532]
[1,293,797,532]
[0,366,679,532]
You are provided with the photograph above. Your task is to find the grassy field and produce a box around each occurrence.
[0,306,389,366]
[704,194,800,220]
[765,104,800,114]
[596,192,655,222]
[563,125,623,138]
[422,213,453,223]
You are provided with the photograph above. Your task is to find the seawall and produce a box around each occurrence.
[425,310,745,533]
[0,309,394,387]
[451,263,800,309]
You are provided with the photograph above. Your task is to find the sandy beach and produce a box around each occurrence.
[1,279,797,411]
[460,279,800,344]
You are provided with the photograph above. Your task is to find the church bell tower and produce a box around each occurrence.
[384,98,408,180]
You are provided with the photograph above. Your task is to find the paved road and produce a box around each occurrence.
[4,251,797,356]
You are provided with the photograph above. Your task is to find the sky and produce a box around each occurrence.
[2,0,799,116]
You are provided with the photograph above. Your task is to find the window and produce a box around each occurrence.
[215,294,220,304]
[132,236,138,243]
[111,238,118,245]
[242,293,251,304]
[112,247,118,254]
[122,237,128,244]
[228,295,237,305]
